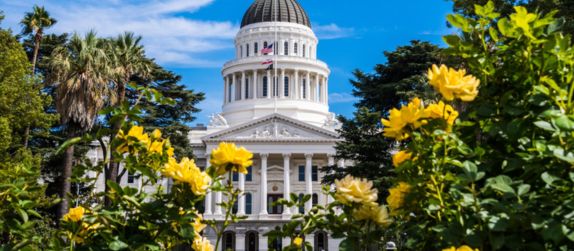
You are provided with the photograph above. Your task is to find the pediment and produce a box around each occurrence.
[202,114,340,142]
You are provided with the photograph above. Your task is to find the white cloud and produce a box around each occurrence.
[0,0,239,67]
[313,23,354,40]
[329,92,358,104]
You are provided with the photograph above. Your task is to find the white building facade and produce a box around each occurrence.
[190,0,344,250]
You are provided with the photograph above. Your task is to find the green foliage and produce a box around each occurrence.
[0,29,57,158]
[388,2,574,250]
[0,153,57,250]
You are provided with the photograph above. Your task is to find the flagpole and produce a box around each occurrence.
[273,0,278,113]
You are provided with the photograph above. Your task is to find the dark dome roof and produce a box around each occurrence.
[241,0,311,28]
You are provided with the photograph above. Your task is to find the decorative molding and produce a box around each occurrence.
[208,113,229,128]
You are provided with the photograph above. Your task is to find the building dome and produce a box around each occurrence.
[241,0,311,28]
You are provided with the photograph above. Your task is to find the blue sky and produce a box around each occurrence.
[1,0,454,125]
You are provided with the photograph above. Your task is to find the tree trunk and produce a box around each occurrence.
[23,34,41,149]
[58,133,74,219]
[104,82,126,206]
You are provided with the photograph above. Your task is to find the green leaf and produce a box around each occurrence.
[339,238,359,251]
[534,121,555,131]
[488,175,515,195]
[109,239,129,250]
[517,184,531,197]
[498,18,514,37]
[55,137,82,155]
[541,172,561,186]
[447,14,470,31]
[106,181,124,196]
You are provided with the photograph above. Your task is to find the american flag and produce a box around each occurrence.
[261,43,273,54]
[262,59,273,65]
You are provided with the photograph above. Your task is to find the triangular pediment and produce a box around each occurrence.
[202,114,340,142]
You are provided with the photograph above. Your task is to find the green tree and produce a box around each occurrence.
[0,29,56,161]
[0,10,4,24]
[20,5,57,148]
[136,67,205,158]
[324,41,450,193]
[45,31,111,218]
[20,5,57,74]
[105,32,154,199]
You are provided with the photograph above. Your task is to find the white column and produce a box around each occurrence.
[305,153,313,212]
[306,72,311,101]
[241,71,246,100]
[253,70,258,99]
[280,69,286,98]
[327,155,335,204]
[238,171,246,215]
[230,75,236,102]
[236,233,246,251]
[325,77,329,104]
[294,70,299,99]
[259,153,269,217]
[282,153,292,218]
[224,76,228,104]
[260,234,269,251]
[266,71,271,99]
[214,191,223,216]
[204,155,213,216]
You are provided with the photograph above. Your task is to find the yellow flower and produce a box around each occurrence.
[162,158,212,196]
[381,98,427,141]
[63,206,85,222]
[151,129,162,139]
[127,126,150,144]
[210,142,253,176]
[442,245,479,251]
[293,236,303,248]
[148,140,165,154]
[392,151,412,168]
[334,175,378,206]
[387,182,411,212]
[353,204,392,226]
[193,215,207,234]
[167,147,175,157]
[192,237,214,251]
[424,101,459,126]
[427,64,480,102]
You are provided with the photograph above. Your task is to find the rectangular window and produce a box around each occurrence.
[303,45,306,58]
[245,78,250,99]
[233,172,239,182]
[254,42,258,55]
[294,43,298,55]
[284,77,289,97]
[240,45,243,58]
[246,44,250,57]
[302,80,307,99]
[128,171,135,184]
[263,77,268,97]
[267,194,283,214]
[246,166,253,181]
[298,166,305,181]
[284,41,289,55]
[312,166,318,181]
[246,193,252,214]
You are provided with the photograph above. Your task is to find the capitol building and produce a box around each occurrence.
[189,0,345,250]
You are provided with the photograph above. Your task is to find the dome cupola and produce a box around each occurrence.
[241,0,311,28]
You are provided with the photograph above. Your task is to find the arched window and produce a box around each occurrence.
[246,44,250,57]
[223,231,236,251]
[284,76,289,97]
[245,78,250,99]
[246,193,253,214]
[284,41,289,55]
[254,42,259,55]
[246,231,259,251]
[294,43,298,55]
[298,193,305,214]
[312,193,318,206]
[303,44,306,58]
[263,76,268,97]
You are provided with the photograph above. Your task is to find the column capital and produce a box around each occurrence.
[282,153,292,158]
[304,153,314,159]
[260,153,269,159]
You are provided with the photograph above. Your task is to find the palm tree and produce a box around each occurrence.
[21,5,57,74]
[46,31,111,218]
[20,6,56,148]
[105,32,153,192]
